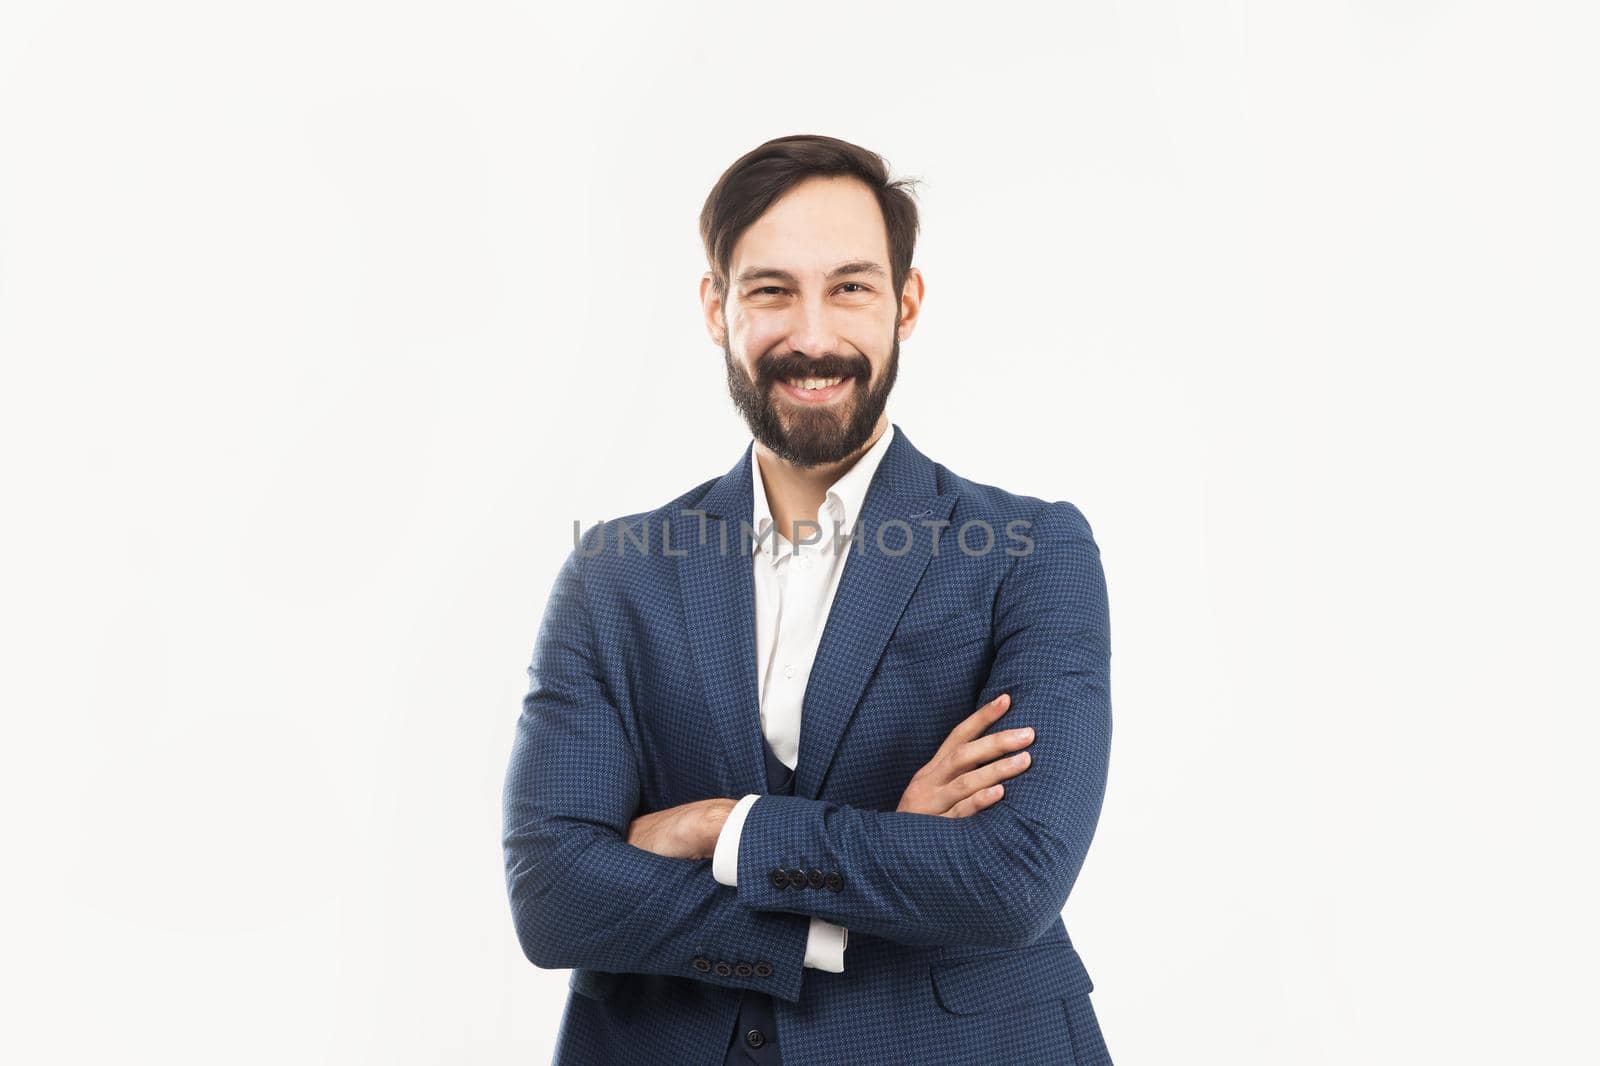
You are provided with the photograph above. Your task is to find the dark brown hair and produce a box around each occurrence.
[699,134,923,305]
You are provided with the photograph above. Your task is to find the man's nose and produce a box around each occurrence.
[783,295,844,357]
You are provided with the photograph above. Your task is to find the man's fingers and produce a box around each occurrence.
[949,723,1035,778]
[942,782,1004,818]
[950,748,1031,798]
[934,692,1011,759]
[903,693,1028,817]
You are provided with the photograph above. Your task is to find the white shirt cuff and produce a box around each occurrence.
[712,793,761,887]
[804,918,848,972]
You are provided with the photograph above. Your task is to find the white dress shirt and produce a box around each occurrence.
[711,423,896,973]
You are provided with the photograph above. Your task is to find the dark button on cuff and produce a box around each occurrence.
[786,868,807,888]
[714,961,732,976]
[692,955,711,972]
[824,872,843,892]
[734,962,752,977]
[769,867,789,889]
[806,867,824,889]
[754,961,773,977]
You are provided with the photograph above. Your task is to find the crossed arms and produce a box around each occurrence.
[501,501,1112,1004]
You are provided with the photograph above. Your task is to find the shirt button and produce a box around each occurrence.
[783,664,796,679]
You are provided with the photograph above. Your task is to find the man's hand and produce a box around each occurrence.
[626,797,737,860]
[624,692,1031,856]
[897,693,1035,817]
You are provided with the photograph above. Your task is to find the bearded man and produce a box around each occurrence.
[503,133,1115,1065]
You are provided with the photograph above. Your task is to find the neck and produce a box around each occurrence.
[755,415,888,544]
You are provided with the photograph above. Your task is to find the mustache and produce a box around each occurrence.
[757,355,869,385]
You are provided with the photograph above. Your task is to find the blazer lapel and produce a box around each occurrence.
[675,424,957,802]
[674,442,769,799]
[793,427,955,799]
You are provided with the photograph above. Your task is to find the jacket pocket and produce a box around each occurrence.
[929,942,1094,1015]
[883,610,992,666]
[568,967,623,1001]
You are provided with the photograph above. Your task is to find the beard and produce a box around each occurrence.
[723,329,899,468]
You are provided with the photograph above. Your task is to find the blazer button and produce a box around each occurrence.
[692,955,712,972]
[806,868,825,889]
[786,868,807,888]
[754,961,773,977]
[824,872,843,892]
[714,961,732,976]
[735,962,753,977]
[769,867,789,889]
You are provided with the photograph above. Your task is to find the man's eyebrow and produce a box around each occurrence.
[734,260,888,286]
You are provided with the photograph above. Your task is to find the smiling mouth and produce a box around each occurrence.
[774,373,856,404]
[787,373,847,390]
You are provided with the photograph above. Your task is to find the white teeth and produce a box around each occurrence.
[792,376,842,391]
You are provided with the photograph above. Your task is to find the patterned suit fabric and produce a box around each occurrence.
[503,423,1115,1065]
[720,734,802,1064]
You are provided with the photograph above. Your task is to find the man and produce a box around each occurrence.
[503,134,1114,1065]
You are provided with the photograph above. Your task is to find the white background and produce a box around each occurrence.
[2,2,1595,1063]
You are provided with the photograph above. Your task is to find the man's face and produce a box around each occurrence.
[704,175,922,467]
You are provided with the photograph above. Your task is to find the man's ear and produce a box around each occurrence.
[896,266,926,341]
[699,273,726,345]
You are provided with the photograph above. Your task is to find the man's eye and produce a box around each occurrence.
[749,283,869,297]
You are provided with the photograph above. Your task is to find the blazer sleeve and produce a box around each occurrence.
[715,794,848,971]
[501,531,814,1004]
[727,500,1113,949]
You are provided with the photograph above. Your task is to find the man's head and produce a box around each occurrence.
[699,135,926,468]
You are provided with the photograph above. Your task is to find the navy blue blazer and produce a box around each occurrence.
[503,423,1114,1064]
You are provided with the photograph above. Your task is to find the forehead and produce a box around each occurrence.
[729,176,890,278]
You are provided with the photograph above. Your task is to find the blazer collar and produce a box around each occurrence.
[749,423,897,562]
[675,422,958,799]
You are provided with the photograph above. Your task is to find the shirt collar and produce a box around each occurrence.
[751,423,896,563]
